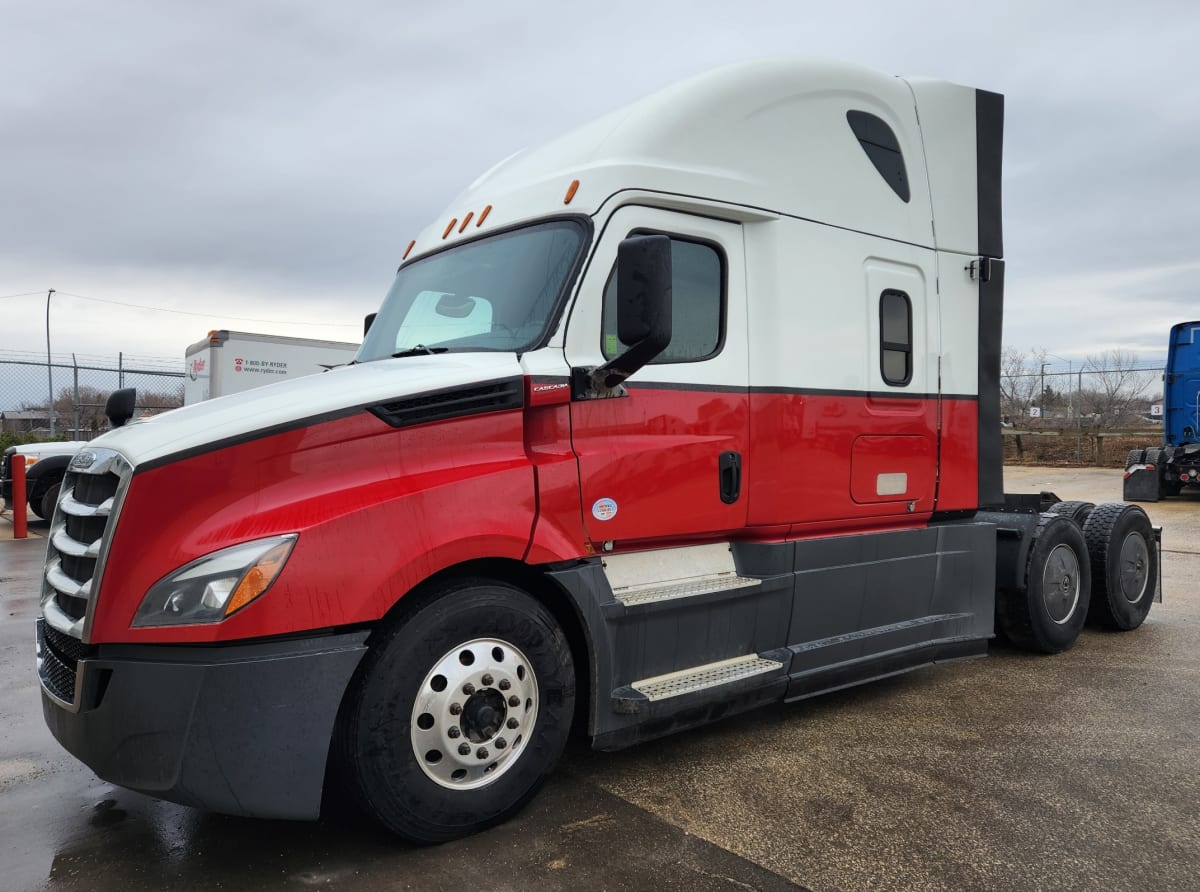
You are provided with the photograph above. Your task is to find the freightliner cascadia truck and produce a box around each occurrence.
[35,60,1160,842]
[1123,320,1200,501]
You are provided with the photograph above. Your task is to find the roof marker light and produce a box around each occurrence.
[477,204,492,226]
[442,218,458,239]
[564,179,580,204]
[403,240,415,260]
[458,211,475,233]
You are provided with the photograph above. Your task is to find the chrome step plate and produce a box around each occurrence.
[631,654,784,702]
[605,542,762,607]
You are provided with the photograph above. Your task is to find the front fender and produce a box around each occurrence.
[91,408,543,644]
[26,454,72,500]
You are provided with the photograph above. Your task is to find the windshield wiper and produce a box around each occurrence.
[391,345,450,358]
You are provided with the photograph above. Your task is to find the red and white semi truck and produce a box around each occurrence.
[36,60,1159,842]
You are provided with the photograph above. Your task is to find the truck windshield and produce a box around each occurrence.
[357,219,587,361]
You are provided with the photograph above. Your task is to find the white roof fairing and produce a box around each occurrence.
[410,59,980,259]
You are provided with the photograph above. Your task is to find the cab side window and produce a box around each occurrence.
[602,236,724,363]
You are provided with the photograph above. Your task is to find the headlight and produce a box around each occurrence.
[132,534,297,627]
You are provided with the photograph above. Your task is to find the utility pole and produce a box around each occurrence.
[1040,362,1048,424]
[46,288,56,436]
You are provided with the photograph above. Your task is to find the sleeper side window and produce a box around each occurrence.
[601,235,724,363]
[880,289,912,386]
[847,110,910,203]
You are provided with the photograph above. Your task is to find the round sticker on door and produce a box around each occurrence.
[591,498,618,521]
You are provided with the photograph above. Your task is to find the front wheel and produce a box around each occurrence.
[39,481,61,522]
[338,579,575,842]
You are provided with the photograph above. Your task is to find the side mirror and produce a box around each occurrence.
[105,388,137,429]
[593,235,672,389]
[363,312,377,336]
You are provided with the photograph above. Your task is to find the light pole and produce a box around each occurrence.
[1043,353,1073,420]
[45,288,56,436]
[1040,362,1048,423]
[1044,352,1078,461]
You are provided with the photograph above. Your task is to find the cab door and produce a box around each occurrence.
[565,207,749,545]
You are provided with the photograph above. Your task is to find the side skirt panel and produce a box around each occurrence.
[550,520,997,751]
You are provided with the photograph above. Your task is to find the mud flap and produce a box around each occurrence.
[1122,466,1161,502]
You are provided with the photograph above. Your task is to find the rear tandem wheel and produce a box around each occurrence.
[996,513,1091,654]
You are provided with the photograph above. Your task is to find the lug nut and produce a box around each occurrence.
[477,748,489,760]
[499,679,511,691]
[458,743,471,756]
[495,738,507,750]
[481,673,494,686]
[449,702,462,716]
[508,695,521,707]
[448,726,461,739]
[506,718,519,729]
[463,683,476,696]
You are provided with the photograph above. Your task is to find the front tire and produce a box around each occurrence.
[339,579,575,842]
[39,481,61,522]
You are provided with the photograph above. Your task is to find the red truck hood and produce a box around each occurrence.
[89,353,525,468]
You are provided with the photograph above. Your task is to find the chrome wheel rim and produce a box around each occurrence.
[410,638,538,790]
[1043,543,1081,624]
[1118,531,1150,604]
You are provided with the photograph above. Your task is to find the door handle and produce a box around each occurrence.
[719,451,742,504]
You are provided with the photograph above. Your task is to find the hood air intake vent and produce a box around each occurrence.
[369,377,524,429]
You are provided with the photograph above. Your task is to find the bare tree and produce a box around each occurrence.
[1000,346,1047,424]
[1078,349,1156,429]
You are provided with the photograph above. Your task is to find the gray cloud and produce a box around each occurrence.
[2,0,1197,368]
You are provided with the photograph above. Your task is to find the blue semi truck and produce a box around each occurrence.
[1124,320,1200,501]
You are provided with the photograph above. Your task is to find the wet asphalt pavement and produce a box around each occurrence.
[1,467,1198,891]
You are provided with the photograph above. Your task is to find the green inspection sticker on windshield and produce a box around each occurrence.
[604,333,619,355]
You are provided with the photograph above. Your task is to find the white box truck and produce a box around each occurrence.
[4,331,361,517]
[184,330,360,404]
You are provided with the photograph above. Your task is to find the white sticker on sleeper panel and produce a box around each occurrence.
[876,472,908,496]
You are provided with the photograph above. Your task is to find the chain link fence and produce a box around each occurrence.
[1,350,1169,466]
[1000,361,1165,467]
[0,352,183,444]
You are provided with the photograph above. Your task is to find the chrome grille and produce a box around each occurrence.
[40,448,132,646]
[36,617,95,708]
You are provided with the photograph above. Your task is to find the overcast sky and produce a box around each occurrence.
[2,0,1196,382]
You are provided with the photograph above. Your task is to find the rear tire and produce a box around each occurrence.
[1083,503,1157,630]
[1046,500,1094,526]
[996,514,1091,653]
[338,579,575,842]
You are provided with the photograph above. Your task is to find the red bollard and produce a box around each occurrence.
[12,455,27,539]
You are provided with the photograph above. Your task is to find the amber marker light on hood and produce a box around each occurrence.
[442,218,458,239]
[458,211,474,232]
[403,240,416,260]
[563,179,580,204]
[477,204,492,226]
[224,538,295,616]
